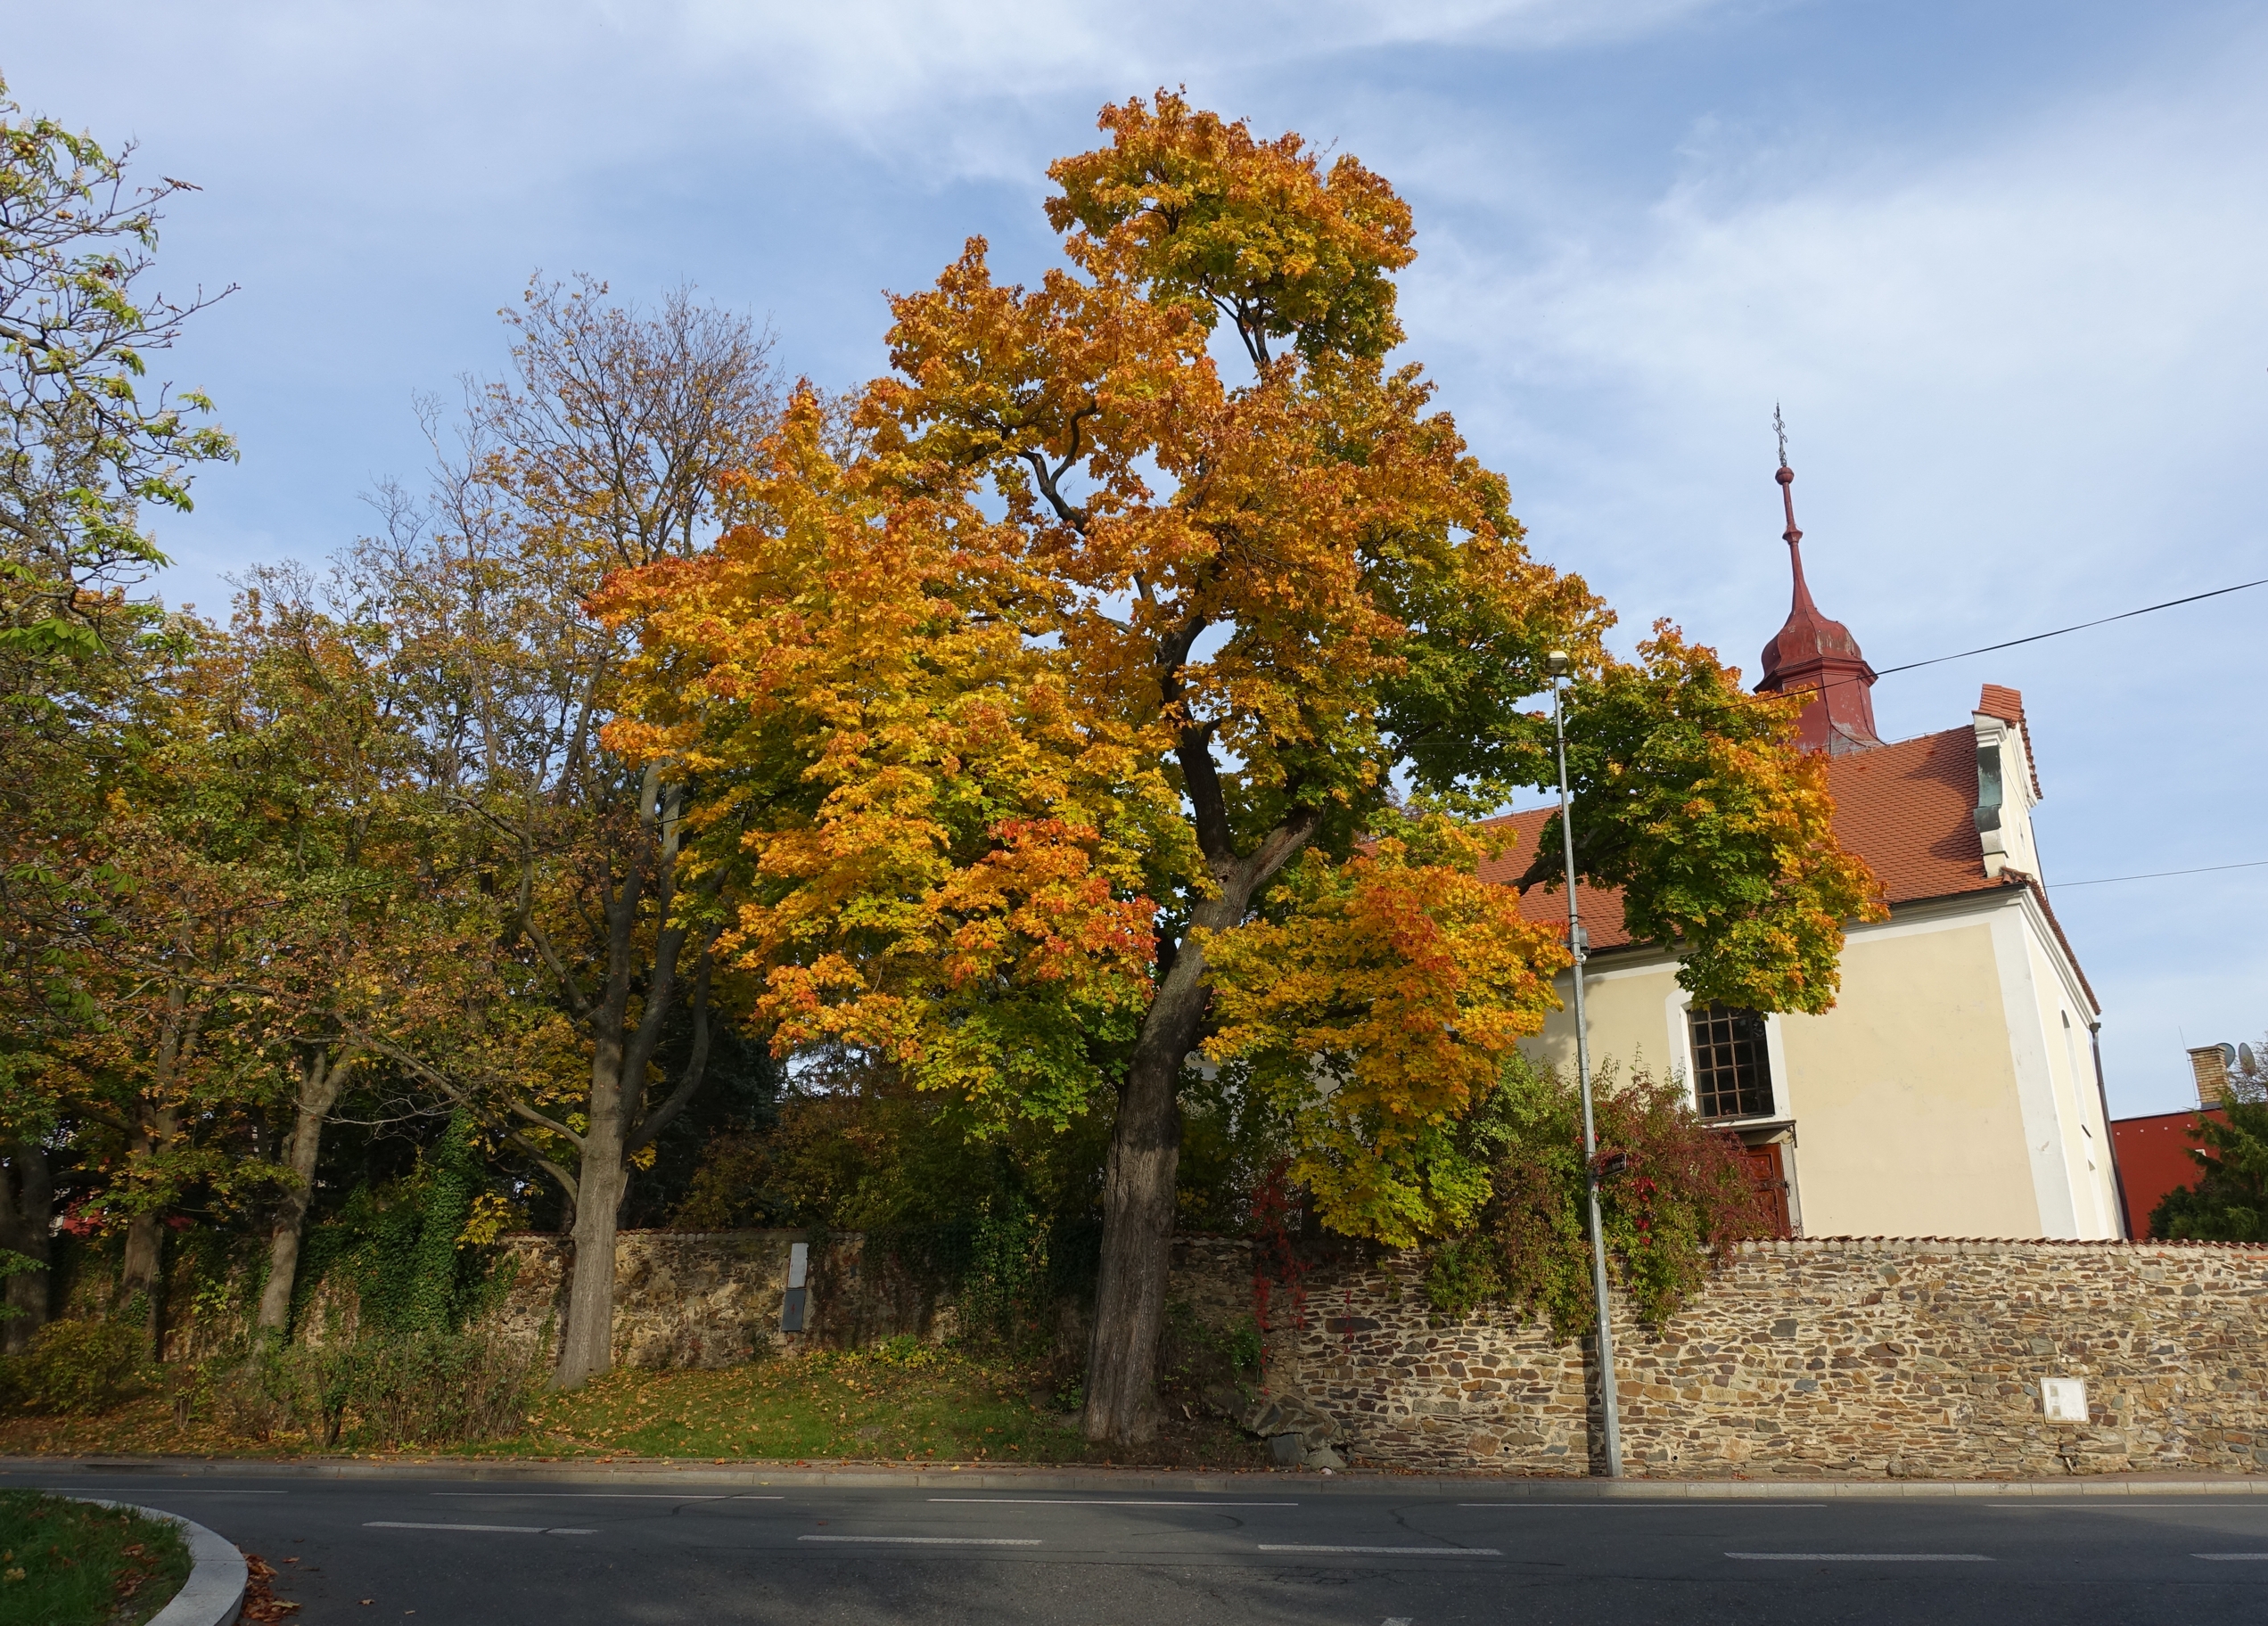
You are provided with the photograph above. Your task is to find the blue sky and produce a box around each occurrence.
[7,0,2264,1114]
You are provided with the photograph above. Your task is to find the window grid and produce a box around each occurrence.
[1688,1002,1774,1121]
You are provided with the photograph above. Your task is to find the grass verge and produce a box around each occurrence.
[0,1344,1272,1472]
[0,1489,193,1626]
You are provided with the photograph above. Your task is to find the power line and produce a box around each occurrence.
[1874,576,2268,677]
[2051,858,2268,889]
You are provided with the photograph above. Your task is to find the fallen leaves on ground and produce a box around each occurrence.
[240,1554,301,1619]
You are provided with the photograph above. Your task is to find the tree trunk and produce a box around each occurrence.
[1081,769,1319,1446]
[120,1099,180,1357]
[544,777,713,1391]
[256,1050,350,1336]
[555,1103,626,1388]
[0,1140,53,1354]
[119,1211,164,1351]
[1082,894,1244,1445]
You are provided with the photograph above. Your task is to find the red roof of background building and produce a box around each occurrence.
[1475,686,2095,1011]
[2108,1108,2220,1240]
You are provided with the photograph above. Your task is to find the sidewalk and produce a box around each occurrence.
[10,1453,2265,1499]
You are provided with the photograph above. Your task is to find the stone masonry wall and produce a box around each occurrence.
[492,1230,803,1369]
[484,1228,2268,1479]
[489,1228,945,1369]
[1253,1237,2268,1479]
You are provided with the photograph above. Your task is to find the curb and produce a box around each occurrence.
[70,1497,247,1626]
[15,1455,2265,1499]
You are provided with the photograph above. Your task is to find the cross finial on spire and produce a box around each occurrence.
[1771,404,1801,539]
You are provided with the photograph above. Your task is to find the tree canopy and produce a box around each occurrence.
[601,92,1881,1441]
[0,83,1879,1443]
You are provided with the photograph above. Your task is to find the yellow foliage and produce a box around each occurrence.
[1203,817,1570,1244]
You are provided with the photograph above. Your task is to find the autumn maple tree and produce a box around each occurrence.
[606,94,1877,1442]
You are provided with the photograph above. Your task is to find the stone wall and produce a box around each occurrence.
[1259,1236,2268,1479]
[480,1228,2268,1479]
[489,1228,948,1369]
[494,1230,801,1368]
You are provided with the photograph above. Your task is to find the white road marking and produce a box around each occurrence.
[429,1491,784,1502]
[2195,1553,2268,1560]
[1459,1501,1826,1508]
[928,1499,1298,1507]
[1727,1552,1991,1562]
[1260,1545,1501,1556]
[800,1535,1041,1547]
[365,1522,595,1534]
[1993,1503,2268,1509]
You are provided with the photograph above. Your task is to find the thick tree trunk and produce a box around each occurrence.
[0,1140,53,1354]
[1081,763,1319,1446]
[1082,894,1245,1445]
[257,1051,350,1336]
[555,1100,627,1388]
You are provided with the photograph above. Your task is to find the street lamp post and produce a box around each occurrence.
[1547,649,1624,1479]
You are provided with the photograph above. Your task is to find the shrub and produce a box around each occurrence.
[0,1319,148,1415]
[209,1329,538,1449]
[1421,1057,1771,1335]
[957,1194,1050,1351]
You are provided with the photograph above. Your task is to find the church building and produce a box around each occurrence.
[1493,458,2124,1241]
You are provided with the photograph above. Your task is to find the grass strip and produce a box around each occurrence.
[0,1489,193,1626]
[0,1345,1270,1471]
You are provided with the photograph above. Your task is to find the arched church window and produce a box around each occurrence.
[1687,1002,1774,1120]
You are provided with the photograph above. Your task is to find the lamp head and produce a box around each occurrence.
[1545,650,1571,678]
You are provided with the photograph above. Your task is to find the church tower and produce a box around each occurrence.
[1754,439,1881,754]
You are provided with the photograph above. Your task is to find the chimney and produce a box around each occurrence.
[2189,1044,2232,1106]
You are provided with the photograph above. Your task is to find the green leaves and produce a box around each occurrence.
[0,74,234,666]
[1424,1057,1773,1336]
[1046,92,1417,367]
[2149,1099,2268,1242]
[1536,625,1884,1014]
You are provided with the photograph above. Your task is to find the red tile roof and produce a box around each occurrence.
[1474,684,2096,1010]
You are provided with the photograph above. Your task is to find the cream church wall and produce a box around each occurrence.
[1776,911,2040,1238]
[1516,894,2116,1240]
[2008,899,2120,1239]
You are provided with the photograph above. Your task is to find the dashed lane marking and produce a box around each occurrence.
[1727,1553,1991,1562]
[1259,1546,1500,1556]
[2194,1554,2268,1560]
[799,1535,1041,1547]
[365,1522,596,1535]
[430,1492,784,1499]
[929,1499,1298,1507]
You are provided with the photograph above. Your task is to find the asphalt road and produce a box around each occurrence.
[8,1466,2267,1624]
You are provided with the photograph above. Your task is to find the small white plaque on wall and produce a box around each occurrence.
[2042,1376,2088,1423]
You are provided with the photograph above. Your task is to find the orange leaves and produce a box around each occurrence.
[598,389,1179,1127]
[938,819,1156,990]
[1202,817,1570,1246]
